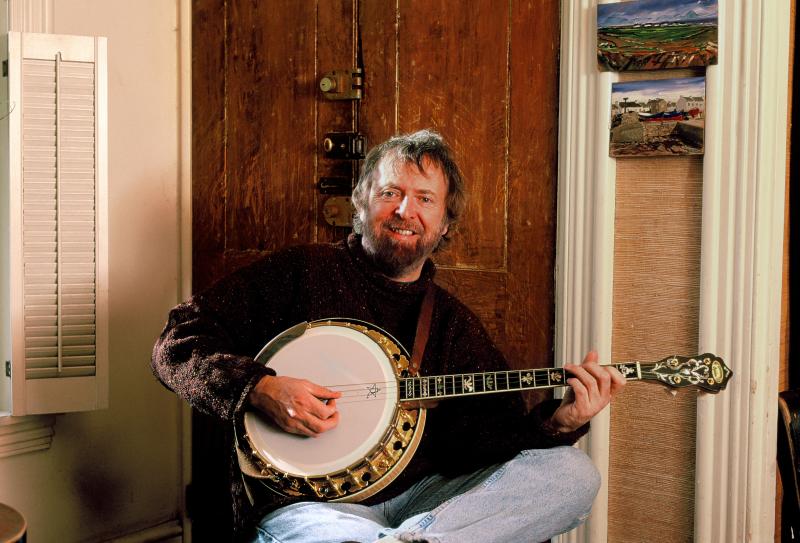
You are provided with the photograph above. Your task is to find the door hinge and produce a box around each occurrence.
[5,361,11,378]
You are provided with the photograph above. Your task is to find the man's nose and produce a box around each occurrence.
[396,196,417,219]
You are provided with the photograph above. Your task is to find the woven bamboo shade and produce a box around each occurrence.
[608,156,703,543]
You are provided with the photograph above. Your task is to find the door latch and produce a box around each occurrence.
[322,132,366,160]
[319,68,363,100]
[317,176,352,195]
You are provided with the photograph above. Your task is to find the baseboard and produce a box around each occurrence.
[107,520,182,543]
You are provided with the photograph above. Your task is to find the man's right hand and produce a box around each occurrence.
[248,375,341,437]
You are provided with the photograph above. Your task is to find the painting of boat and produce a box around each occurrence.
[609,76,706,157]
[638,111,686,122]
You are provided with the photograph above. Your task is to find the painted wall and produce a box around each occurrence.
[0,1,185,540]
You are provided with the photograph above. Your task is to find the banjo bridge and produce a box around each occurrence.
[366,383,380,399]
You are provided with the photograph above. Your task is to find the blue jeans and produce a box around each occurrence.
[250,446,600,543]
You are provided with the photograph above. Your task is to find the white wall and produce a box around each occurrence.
[0,1,186,540]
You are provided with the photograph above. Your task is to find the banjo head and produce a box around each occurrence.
[239,320,425,502]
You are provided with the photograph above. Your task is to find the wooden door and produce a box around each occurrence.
[192,1,559,538]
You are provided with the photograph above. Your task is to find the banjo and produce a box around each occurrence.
[235,319,732,503]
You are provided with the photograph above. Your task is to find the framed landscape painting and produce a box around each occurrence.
[598,0,718,71]
[609,76,705,157]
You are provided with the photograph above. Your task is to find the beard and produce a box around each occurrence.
[361,216,444,280]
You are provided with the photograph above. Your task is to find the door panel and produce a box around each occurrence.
[192,1,559,538]
[395,1,508,269]
[192,0,226,291]
[360,2,398,145]
[226,1,318,251]
[506,0,560,384]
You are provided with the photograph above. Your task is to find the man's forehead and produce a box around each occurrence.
[376,153,444,182]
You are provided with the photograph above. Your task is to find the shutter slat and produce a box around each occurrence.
[25,324,96,335]
[26,345,95,358]
[25,315,96,327]
[26,366,96,380]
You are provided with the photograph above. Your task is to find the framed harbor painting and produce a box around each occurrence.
[609,76,705,157]
[597,0,718,71]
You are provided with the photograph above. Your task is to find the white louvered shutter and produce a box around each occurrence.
[5,32,108,415]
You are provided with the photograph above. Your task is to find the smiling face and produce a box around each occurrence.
[359,154,450,282]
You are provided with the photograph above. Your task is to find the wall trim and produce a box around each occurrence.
[179,0,193,540]
[7,0,53,32]
[108,520,182,543]
[695,1,790,542]
[555,1,617,542]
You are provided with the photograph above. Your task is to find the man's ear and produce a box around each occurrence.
[353,204,367,232]
[440,221,449,237]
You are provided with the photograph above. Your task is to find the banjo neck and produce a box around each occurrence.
[399,353,731,401]
[400,365,627,401]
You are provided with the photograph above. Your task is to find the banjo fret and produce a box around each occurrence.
[496,371,508,390]
[435,376,444,397]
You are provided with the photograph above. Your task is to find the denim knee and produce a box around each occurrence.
[518,446,600,517]
[550,446,601,517]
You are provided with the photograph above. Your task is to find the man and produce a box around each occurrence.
[152,130,625,543]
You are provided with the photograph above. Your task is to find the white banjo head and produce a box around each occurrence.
[243,323,400,477]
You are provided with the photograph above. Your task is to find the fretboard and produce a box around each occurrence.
[399,363,641,401]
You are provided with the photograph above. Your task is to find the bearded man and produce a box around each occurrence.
[152,130,624,543]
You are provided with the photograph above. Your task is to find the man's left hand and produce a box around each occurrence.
[548,351,626,433]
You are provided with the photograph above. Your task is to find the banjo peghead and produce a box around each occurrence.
[641,353,732,393]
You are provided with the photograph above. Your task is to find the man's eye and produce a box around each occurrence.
[381,190,397,198]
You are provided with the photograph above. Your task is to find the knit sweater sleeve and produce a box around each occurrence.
[150,248,307,421]
[424,294,588,475]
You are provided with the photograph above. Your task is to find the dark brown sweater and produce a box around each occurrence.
[151,235,587,536]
